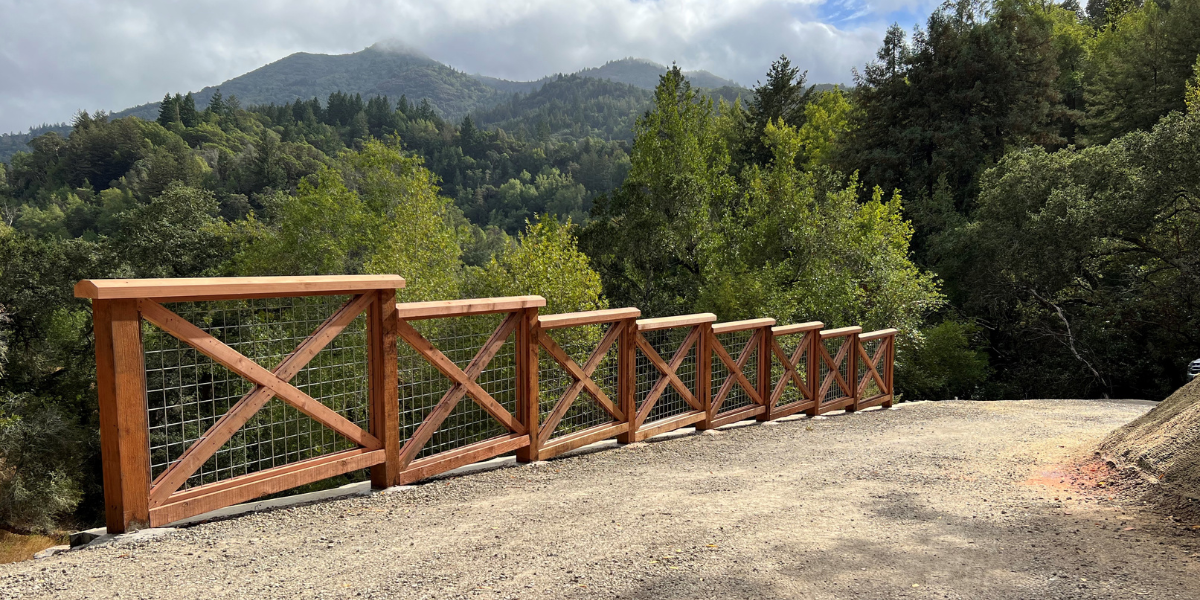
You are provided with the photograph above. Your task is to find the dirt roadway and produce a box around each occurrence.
[4,400,1200,600]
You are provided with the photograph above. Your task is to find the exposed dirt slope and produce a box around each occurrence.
[1102,379,1200,503]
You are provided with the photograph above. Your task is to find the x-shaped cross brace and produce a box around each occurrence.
[394,311,526,470]
[537,322,626,439]
[857,339,889,394]
[710,330,763,415]
[769,333,812,407]
[144,294,380,507]
[817,336,853,401]
[634,327,703,427]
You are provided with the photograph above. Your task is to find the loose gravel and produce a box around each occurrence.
[3,399,1198,600]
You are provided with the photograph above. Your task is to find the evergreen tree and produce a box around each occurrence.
[156,94,180,127]
[179,92,199,128]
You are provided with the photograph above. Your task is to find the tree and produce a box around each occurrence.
[1084,0,1200,143]
[582,66,736,317]
[156,94,180,126]
[179,92,199,128]
[739,55,815,166]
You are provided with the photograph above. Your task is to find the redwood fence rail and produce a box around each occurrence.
[76,275,897,533]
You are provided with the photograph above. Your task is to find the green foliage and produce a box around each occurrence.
[895,319,990,400]
[796,89,852,168]
[584,66,736,317]
[466,216,606,315]
[941,109,1200,399]
[1188,56,1200,113]
[238,140,463,301]
[1084,0,1200,143]
[836,0,1067,242]
[0,393,84,533]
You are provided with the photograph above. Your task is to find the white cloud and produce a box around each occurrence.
[0,0,926,133]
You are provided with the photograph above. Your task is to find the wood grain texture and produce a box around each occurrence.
[711,318,776,334]
[859,328,900,342]
[370,290,402,488]
[820,326,863,339]
[109,300,151,532]
[771,321,824,336]
[516,308,540,463]
[394,296,546,320]
[75,275,405,300]
[151,449,384,526]
[636,313,716,331]
[616,318,637,444]
[537,308,641,329]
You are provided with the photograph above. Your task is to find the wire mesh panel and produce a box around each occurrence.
[857,336,888,401]
[711,329,758,415]
[143,295,369,490]
[538,323,621,439]
[636,327,700,425]
[396,313,518,460]
[819,335,853,406]
[771,333,809,409]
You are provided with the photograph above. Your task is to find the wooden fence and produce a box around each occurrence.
[76,275,897,533]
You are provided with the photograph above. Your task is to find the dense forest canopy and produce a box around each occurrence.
[1,0,1198,533]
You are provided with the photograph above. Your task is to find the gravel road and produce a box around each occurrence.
[4,399,1199,600]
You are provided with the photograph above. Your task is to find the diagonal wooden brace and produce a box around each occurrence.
[538,323,624,439]
[147,293,375,506]
[394,312,525,470]
[711,330,762,414]
[634,327,702,426]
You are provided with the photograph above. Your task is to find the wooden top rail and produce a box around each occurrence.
[395,295,546,320]
[538,307,641,329]
[74,275,407,301]
[772,321,825,336]
[636,313,717,332]
[712,318,776,334]
[820,326,863,339]
[859,328,900,342]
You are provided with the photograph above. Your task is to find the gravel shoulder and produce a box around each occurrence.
[4,400,1199,600]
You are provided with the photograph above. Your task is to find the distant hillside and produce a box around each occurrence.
[473,74,653,141]
[115,44,512,124]
[575,58,742,90]
[0,123,72,163]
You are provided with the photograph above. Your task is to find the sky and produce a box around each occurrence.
[0,0,942,134]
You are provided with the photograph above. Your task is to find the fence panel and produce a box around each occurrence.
[856,329,897,409]
[392,297,544,484]
[704,319,774,428]
[79,276,902,533]
[765,321,823,419]
[628,314,715,441]
[816,326,861,414]
[76,275,405,532]
[535,308,640,459]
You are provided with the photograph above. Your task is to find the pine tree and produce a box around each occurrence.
[157,94,180,127]
[180,93,199,128]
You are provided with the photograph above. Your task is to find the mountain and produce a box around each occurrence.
[472,74,654,141]
[573,58,742,90]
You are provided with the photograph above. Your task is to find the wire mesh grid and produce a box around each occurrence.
[636,327,700,424]
[819,335,853,405]
[397,313,518,460]
[711,329,758,414]
[144,295,369,490]
[857,337,886,400]
[538,323,620,439]
[771,332,809,408]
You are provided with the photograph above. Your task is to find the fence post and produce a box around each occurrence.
[883,334,895,408]
[368,289,401,488]
[756,325,774,421]
[805,331,820,417]
[616,317,637,443]
[95,299,151,534]
[848,330,861,412]
[698,322,713,428]
[516,307,540,462]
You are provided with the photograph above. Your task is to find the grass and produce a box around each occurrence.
[0,530,68,564]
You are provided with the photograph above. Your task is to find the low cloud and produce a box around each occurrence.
[0,0,939,133]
